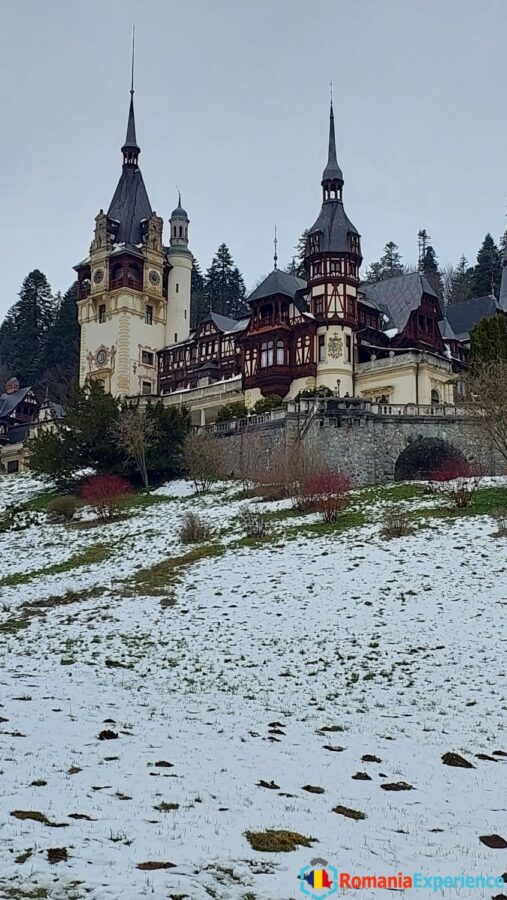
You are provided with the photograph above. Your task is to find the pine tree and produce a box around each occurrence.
[190,258,208,329]
[472,233,501,297]
[39,282,80,401]
[286,229,309,279]
[470,315,507,363]
[445,255,474,305]
[204,244,247,319]
[0,270,56,387]
[364,242,405,282]
[420,246,443,298]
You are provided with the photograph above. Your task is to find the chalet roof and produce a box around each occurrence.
[197,311,250,334]
[0,387,32,421]
[107,168,152,245]
[308,201,359,254]
[248,269,307,304]
[444,295,502,340]
[360,272,441,332]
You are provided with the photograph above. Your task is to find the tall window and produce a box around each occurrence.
[145,305,153,325]
[314,296,324,316]
[142,381,152,396]
[276,340,285,365]
[142,351,154,366]
[431,388,440,405]
[98,304,106,324]
[260,340,274,368]
[345,335,352,362]
[318,334,326,362]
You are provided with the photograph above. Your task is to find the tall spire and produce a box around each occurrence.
[321,98,343,194]
[273,224,278,270]
[122,27,140,166]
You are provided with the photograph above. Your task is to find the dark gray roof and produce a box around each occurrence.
[210,312,249,334]
[438,317,457,340]
[247,269,307,303]
[322,103,343,184]
[107,168,152,245]
[0,387,32,421]
[122,93,139,151]
[444,295,501,340]
[308,202,359,254]
[360,272,441,332]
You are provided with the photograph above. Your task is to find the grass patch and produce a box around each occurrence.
[130,544,226,598]
[332,804,366,820]
[286,508,366,538]
[245,829,316,852]
[0,888,49,899]
[356,482,426,504]
[406,485,507,527]
[0,543,112,589]
[0,617,30,636]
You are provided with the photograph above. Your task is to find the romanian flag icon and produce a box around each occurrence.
[304,868,334,890]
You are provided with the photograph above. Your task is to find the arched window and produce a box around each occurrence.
[276,340,285,365]
[431,389,440,405]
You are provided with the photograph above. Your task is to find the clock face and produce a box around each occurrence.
[96,348,107,366]
[149,270,160,286]
[93,268,104,284]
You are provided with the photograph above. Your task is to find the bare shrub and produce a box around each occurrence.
[297,471,351,521]
[491,508,507,538]
[238,507,268,538]
[380,507,413,539]
[81,474,133,521]
[178,512,212,544]
[182,432,225,493]
[252,442,316,502]
[431,460,482,509]
[466,361,507,464]
[47,495,80,522]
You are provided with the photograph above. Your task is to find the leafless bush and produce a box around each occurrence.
[431,460,482,509]
[491,508,507,538]
[47,495,80,522]
[251,442,316,502]
[238,507,268,538]
[182,432,225,493]
[465,361,507,465]
[296,471,351,521]
[380,507,413,540]
[178,512,212,544]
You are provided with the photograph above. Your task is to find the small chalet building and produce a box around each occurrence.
[0,378,39,473]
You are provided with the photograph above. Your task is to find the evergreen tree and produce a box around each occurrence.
[204,244,247,319]
[364,242,405,282]
[470,315,507,363]
[420,245,443,298]
[286,229,309,279]
[472,233,501,297]
[190,258,208,329]
[0,270,56,386]
[445,255,474,305]
[39,282,80,401]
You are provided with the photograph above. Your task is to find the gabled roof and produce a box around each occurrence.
[0,387,33,421]
[247,269,307,304]
[308,202,359,254]
[107,168,152,246]
[444,295,502,340]
[197,311,250,335]
[360,272,441,332]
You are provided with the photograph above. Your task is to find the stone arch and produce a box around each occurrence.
[394,437,466,481]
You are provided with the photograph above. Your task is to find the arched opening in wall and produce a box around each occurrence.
[431,388,440,405]
[394,437,466,481]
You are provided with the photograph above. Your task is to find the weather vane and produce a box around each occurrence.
[273,225,278,270]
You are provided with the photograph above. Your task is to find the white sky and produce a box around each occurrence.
[1,0,506,318]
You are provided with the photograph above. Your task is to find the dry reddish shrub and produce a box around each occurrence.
[81,474,133,520]
[299,471,352,522]
[431,460,482,508]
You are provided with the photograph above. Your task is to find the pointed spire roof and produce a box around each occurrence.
[107,33,152,245]
[123,92,139,152]
[322,102,343,185]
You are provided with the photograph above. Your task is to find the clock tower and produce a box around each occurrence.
[75,79,191,397]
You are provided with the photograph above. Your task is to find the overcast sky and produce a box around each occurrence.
[1,0,507,318]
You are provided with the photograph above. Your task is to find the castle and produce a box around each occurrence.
[75,82,507,426]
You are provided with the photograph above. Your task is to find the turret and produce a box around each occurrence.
[165,194,192,346]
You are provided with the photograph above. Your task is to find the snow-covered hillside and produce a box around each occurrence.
[0,475,506,899]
